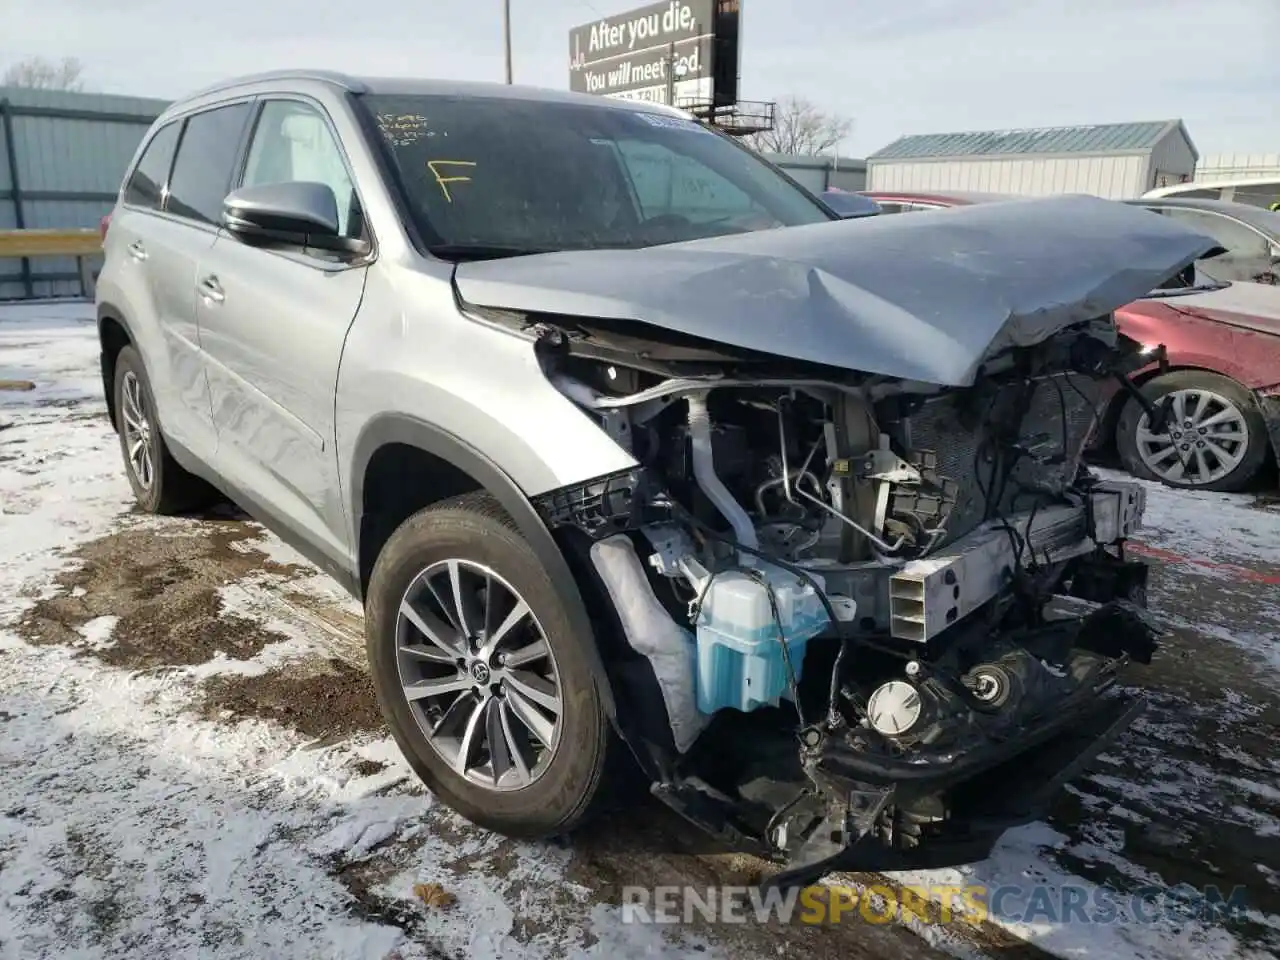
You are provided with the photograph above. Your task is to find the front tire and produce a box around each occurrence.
[112,346,212,513]
[364,492,610,837]
[1116,370,1269,492]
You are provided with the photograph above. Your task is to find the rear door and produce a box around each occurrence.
[196,96,370,563]
[139,101,255,460]
[101,118,224,459]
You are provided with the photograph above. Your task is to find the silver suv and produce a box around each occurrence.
[97,70,1216,886]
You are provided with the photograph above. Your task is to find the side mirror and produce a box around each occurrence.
[222,181,368,255]
[821,190,882,220]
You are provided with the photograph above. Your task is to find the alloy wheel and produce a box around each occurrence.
[1135,388,1249,486]
[395,559,562,791]
[120,370,155,490]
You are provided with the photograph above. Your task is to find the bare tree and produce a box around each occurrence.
[2,56,86,91]
[743,96,852,156]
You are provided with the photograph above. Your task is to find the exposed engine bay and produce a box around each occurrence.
[443,194,1221,888]
[508,307,1166,886]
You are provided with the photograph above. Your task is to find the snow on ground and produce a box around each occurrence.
[1092,468,1280,674]
[3,300,1278,959]
[1108,466,1280,572]
[0,302,711,960]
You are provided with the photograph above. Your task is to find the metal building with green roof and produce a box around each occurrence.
[866,119,1198,200]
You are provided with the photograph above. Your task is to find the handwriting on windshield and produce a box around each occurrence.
[376,113,430,146]
[427,160,476,203]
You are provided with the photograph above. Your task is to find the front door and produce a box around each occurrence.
[196,97,370,563]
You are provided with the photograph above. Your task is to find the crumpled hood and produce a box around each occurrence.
[452,194,1221,386]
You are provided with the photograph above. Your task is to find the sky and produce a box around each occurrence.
[1,0,1276,158]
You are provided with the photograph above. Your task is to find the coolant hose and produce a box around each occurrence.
[686,392,759,560]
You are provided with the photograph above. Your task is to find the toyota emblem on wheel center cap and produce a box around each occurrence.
[470,662,491,684]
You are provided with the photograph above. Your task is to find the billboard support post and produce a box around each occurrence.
[665,41,675,105]
[503,0,513,83]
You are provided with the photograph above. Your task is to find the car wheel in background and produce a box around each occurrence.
[112,346,214,513]
[364,492,611,838]
[1116,369,1270,492]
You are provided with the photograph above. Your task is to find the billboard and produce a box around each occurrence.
[569,0,729,107]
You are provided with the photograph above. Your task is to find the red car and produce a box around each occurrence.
[861,190,1280,491]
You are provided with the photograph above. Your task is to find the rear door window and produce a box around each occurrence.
[166,102,254,226]
[1228,184,1280,209]
[1164,188,1222,200]
[124,122,181,210]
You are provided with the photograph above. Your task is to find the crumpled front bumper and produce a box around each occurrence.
[751,476,1156,889]
[769,588,1160,889]
[768,688,1144,888]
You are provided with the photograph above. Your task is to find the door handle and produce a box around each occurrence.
[198,275,225,304]
[127,241,148,262]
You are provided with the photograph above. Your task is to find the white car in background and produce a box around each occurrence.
[1143,176,1280,211]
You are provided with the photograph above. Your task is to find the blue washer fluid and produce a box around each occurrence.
[688,563,832,715]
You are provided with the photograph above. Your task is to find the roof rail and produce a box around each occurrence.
[178,69,366,102]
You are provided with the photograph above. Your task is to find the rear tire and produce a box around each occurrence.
[112,346,214,514]
[1116,370,1269,492]
[364,492,611,838]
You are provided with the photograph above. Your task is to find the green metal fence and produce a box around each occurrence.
[0,87,168,300]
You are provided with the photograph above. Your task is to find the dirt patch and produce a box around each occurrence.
[18,517,308,670]
[17,510,386,752]
[199,660,383,740]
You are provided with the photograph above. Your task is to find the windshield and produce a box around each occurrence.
[357,93,832,258]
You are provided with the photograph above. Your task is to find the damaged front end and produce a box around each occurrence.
[516,317,1158,887]
[450,196,1213,887]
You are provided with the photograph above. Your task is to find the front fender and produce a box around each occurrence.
[348,413,618,721]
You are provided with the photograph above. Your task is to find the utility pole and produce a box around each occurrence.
[503,0,513,84]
